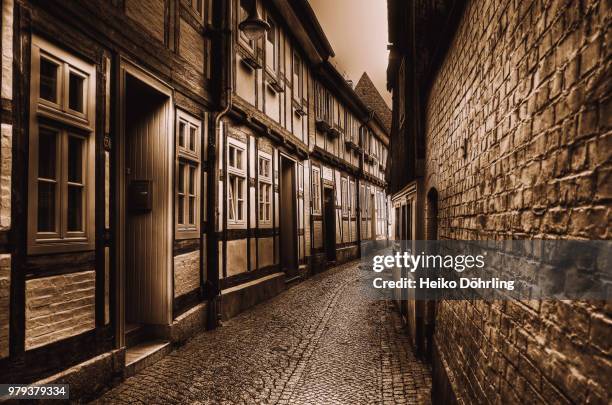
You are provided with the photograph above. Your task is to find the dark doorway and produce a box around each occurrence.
[323,187,336,262]
[279,156,297,276]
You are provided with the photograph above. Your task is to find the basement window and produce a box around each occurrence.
[28,35,96,254]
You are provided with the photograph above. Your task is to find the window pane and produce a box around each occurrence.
[189,126,197,152]
[236,149,242,169]
[189,166,196,194]
[67,185,83,232]
[69,72,84,112]
[38,127,57,180]
[178,195,185,224]
[229,146,235,168]
[68,136,83,183]
[37,181,55,232]
[179,122,186,148]
[178,162,185,192]
[40,57,58,103]
[237,178,244,196]
[189,197,195,224]
[228,175,235,220]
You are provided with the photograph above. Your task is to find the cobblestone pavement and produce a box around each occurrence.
[95,261,431,404]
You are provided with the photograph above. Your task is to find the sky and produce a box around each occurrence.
[309,0,391,107]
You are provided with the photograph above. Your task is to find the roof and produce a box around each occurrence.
[354,72,392,133]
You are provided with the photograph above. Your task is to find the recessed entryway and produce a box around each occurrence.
[279,156,298,277]
[117,61,174,350]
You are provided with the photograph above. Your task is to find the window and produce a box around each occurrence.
[189,0,212,23]
[311,166,321,214]
[258,153,272,224]
[28,36,95,254]
[176,110,202,239]
[341,178,349,217]
[293,52,302,101]
[227,139,246,226]
[350,180,356,216]
[265,18,278,72]
[311,167,321,212]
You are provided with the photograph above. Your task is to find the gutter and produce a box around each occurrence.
[207,0,233,329]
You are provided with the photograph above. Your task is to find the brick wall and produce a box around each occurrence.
[174,250,200,298]
[25,270,95,350]
[424,0,611,403]
[0,254,10,358]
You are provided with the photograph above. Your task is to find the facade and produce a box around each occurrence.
[387,0,611,403]
[0,0,389,396]
[309,63,390,270]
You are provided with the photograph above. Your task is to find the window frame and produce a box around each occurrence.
[341,177,349,218]
[227,138,247,228]
[311,166,321,215]
[175,110,202,239]
[350,180,356,218]
[293,52,303,102]
[257,152,272,225]
[265,16,278,75]
[28,36,96,255]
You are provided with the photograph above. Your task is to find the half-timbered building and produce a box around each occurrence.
[0,0,390,397]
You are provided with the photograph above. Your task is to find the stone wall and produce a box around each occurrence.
[174,250,201,298]
[424,0,611,403]
[25,270,96,350]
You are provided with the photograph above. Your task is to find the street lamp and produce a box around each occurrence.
[239,0,270,41]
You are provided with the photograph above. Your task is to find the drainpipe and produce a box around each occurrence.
[356,111,373,258]
[207,0,233,329]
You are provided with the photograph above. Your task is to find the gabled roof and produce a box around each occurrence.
[355,72,392,133]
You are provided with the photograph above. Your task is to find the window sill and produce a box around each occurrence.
[176,230,200,240]
[28,239,95,255]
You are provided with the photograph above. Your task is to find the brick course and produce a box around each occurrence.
[423,0,611,403]
[25,270,95,350]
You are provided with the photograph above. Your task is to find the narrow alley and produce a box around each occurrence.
[96,261,431,404]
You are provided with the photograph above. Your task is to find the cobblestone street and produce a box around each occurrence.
[96,261,431,404]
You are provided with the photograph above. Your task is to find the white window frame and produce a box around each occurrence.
[28,36,96,254]
[227,138,247,228]
[176,110,202,239]
[257,152,272,225]
[311,166,321,214]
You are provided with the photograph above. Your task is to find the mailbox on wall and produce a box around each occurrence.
[128,180,153,212]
